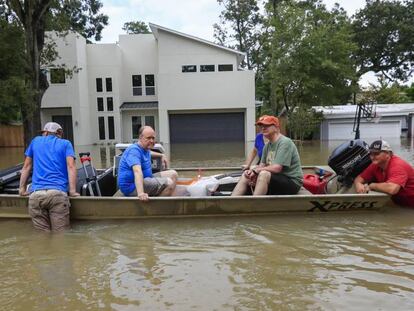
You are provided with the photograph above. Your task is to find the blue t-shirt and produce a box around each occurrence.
[117,144,152,195]
[25,135,75,192]
[255,133,265,159]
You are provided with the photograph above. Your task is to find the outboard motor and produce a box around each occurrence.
[328,139,372,188]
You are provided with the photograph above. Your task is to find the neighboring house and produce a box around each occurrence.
[314,103,414,140]
[41,23,256,147]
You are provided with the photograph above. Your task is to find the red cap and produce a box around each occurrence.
[256,115,279,127]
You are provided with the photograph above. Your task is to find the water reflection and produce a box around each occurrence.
[1,211,414,310]
[2,138,413,170]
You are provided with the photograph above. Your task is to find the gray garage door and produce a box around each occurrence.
[169,112,245,143]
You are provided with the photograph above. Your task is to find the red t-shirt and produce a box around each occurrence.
[359,155,414,207]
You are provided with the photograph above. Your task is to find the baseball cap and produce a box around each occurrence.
[256,115,280,127]
[369,140,392,153]
[42,122,63,133]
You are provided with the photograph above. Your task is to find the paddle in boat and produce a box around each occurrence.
[0,140,392,219]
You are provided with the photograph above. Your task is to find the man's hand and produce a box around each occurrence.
[69,191,80,197]
[161,155,169,170]
[138,193,149,202]
[19,187,29,196]
[355,183,369,194]
[243,169,258,186]
[241,164,249,171]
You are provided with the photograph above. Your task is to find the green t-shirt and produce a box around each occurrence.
[260,135,303,187]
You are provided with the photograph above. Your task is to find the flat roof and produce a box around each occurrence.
[313,103,414,118]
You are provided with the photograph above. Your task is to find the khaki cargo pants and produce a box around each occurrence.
[28,190,70,232]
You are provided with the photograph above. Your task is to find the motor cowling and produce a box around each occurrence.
[328,139,372,187]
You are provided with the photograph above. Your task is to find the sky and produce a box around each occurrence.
[97,1,381,86]
[99,0,367,44]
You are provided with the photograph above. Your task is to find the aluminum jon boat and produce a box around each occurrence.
[0,166,391,220]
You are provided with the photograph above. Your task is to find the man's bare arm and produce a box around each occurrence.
[67,157,80,197]
[19,157,32,196]
[368,182,401,195]
[132,164,149,201]
[150,150,168,169]
[254,164,283,174]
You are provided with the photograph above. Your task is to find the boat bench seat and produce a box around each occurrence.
[297,187,312,195]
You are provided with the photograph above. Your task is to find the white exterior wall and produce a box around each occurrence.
[86,44,122,144]
[42,26,255,147]
[156,30,255,145]
[42,32,90,145]
[118,34,158,103]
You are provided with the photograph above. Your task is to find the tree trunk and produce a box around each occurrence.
[12,0,50,146]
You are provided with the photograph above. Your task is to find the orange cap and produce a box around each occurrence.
[256,115,279,127]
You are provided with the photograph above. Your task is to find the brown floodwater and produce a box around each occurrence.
[0,138,414,310]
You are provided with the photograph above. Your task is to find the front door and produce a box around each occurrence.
[52,115,74,145]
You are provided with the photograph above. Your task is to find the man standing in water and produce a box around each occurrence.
[354,140,414,207]
[19,122,79,232]
[117,126,178,201]
[232,115,303,196]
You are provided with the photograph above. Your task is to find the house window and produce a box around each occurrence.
[145,116,155,129]
[132,75,142,96]
[97,97,104,111]
[106,78,112,92]
[98,117,105,140]
[107,97,113,111]
[96,78,103,92]
[145,74,155,96]
[132,116,142,139]
[182,65,197,73]
[200,65,215,72]
[108,116,115,140]
[218,64,233,72]
[50,68,65,84]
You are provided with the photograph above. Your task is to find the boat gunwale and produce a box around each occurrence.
[0,191,390,201]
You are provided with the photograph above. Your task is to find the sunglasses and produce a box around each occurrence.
[369,151,381,156]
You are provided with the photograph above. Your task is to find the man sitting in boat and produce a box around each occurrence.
[354,140,414,207]
[232,115,303,196]
[117,126,178,201]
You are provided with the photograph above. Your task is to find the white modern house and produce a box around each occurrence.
[314,103,414,140]
[41,23,256,148]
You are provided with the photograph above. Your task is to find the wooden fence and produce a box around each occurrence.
[0,124,24,147]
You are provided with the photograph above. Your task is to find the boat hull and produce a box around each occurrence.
[0,192,391,220]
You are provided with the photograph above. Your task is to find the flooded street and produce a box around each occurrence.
[1,138,414,310]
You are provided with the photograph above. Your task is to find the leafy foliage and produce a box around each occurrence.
[267,0,357,113]
[403,83,414,101]
[122,21,150,34]
[359,76,411,104]
[287,106,323,141]
[0,18,28,124]
[2,0,108,144]
[352,0,414,82]
[214,0,264,70]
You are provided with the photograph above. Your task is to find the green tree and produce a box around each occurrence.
[352,0,414,83]
[267,0,356,115]
[122,21,150,34]
[288,107,323,141]
[0,16,28,124]
[3,0,108,145]
[213,0,264,70]
[360,76,410,104]
[404,83,414,101]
